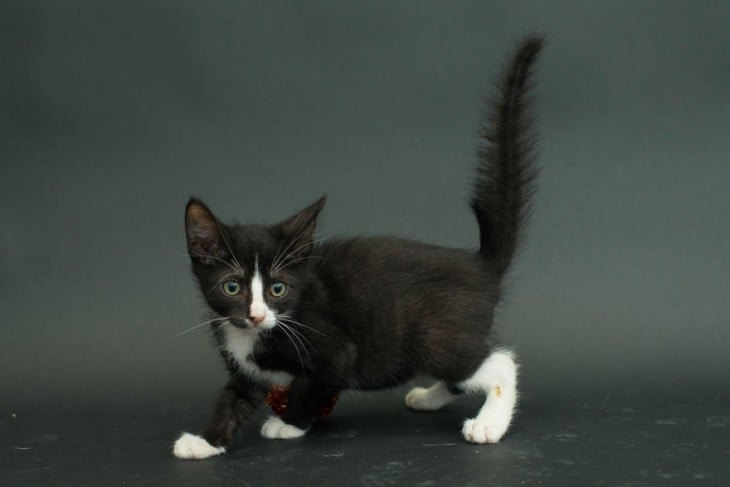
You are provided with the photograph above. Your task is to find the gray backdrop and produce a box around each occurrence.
[2,1,728,412]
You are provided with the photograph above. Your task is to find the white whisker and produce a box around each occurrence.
[271,235,329,273]
[174,316,230,338]
[270,240,286,273]
[280,322,313,360]
[275,255,325,272]
[216,224,243,272]
[278,314,328,337]
[271,231,308,273]
[276,321,308,375]
[185,253,240,273]
[278,319,317,353]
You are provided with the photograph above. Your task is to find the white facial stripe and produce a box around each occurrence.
[250,258,266,318]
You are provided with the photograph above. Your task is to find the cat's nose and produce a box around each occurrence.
[249,314,265,325]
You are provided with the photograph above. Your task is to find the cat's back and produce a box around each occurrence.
[314,236,499,308]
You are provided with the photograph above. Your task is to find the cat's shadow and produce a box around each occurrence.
[239,391,486,446]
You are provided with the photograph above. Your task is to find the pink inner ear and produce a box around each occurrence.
[186,225,222,259]
[186,199,228,264]
[189,237,224,265]
[277,197,326,240]
[198,239,218,255]
[275,197,326,261]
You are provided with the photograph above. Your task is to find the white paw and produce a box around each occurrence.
[260,416,307,439]
[462,418,509,444]
[405,387,439,411]
[406,382,456,411]
[172,432,225,460]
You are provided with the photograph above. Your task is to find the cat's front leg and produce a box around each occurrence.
[260,379,340,440]
[173,375,268,460]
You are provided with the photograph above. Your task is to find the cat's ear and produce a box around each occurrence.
[275,196,326,257]
[185,198,228,265]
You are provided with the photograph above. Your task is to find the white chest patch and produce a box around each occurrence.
[222,324,294,386]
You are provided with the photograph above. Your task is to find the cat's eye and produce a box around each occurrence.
[270,282,287,297]
[222,281,241,296]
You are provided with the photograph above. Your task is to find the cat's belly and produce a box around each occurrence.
[222,324,294,386]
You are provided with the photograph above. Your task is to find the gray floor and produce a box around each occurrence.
[4,389,728,486]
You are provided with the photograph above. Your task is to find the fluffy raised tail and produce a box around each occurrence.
[471,36,543,276]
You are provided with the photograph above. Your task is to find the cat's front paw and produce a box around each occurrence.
[462,418,509,444]
[260,416,307,439]
[172,432,226,460]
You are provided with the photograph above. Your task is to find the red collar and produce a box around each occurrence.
[266,385,338,418]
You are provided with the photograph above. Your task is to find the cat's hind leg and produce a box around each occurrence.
[405,381,459,411]
[458,348,518,444]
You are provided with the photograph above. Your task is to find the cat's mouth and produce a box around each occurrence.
[228,317,256,329]
[229,317,268,330]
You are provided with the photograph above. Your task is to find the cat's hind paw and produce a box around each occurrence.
[405,387,441,410]
[405,382,456,411]
[260,416,307,439]
[172,432,226,460]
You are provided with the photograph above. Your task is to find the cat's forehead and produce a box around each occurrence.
[228,225,281,268]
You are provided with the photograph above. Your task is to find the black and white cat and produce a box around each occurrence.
[173,37,543,460]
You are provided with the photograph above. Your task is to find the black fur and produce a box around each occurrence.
[472,36,541,276]
[181,37,543,449]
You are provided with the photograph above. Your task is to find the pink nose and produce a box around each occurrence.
[249,315,265,325]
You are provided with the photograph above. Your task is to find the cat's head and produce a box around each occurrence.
[184,196,325,330]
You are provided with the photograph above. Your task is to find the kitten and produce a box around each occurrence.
[173,37,543,460]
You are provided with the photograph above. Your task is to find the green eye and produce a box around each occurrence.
[270,282,287,297]
[222,281,241,296]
